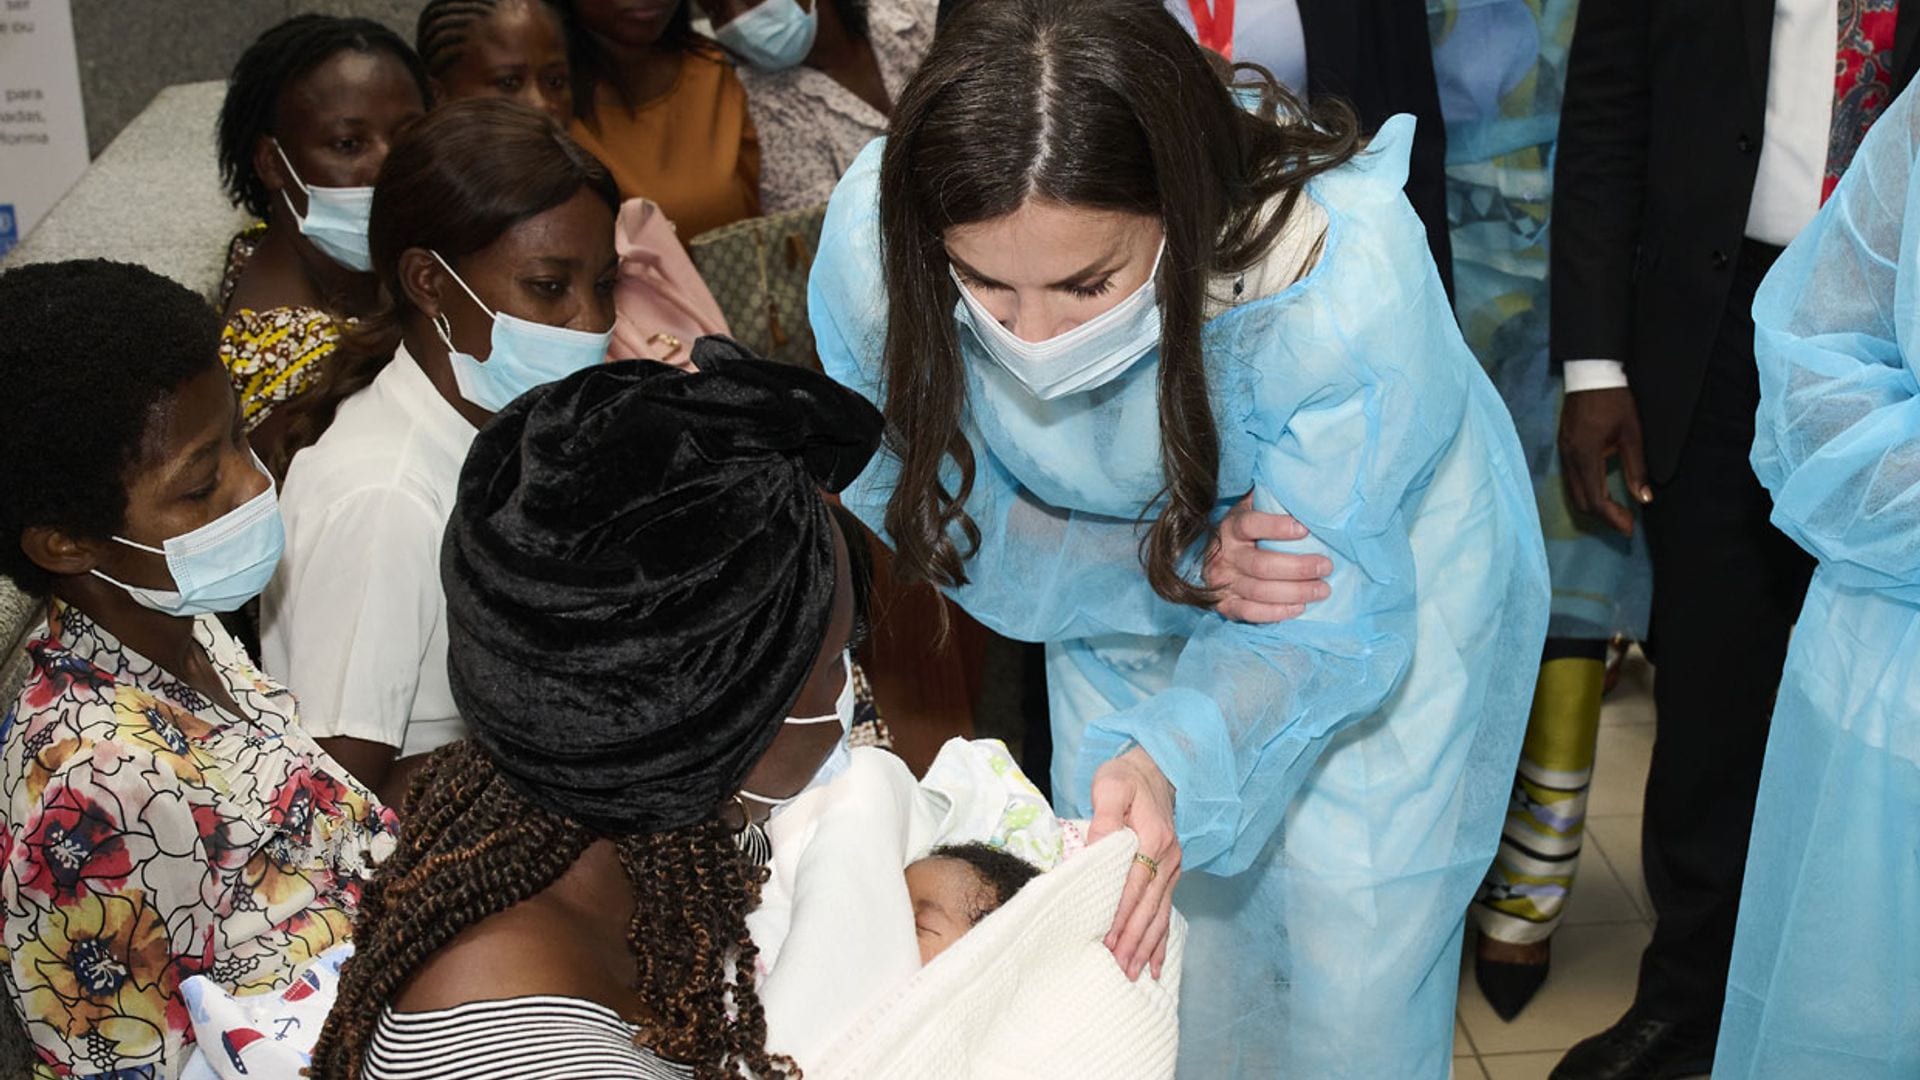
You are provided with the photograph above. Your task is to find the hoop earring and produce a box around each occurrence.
[731,793,771,866]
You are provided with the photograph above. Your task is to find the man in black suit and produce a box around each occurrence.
[1551,2,1919,1077]
[934,0,1454,293]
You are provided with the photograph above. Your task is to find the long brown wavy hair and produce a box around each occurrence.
[877,0,1360,606]
[307,740,796,1080]
[268,96,619,479]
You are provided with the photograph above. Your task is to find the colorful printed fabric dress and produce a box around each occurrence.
[0,600,396,1078]
[1428,0,1654,947]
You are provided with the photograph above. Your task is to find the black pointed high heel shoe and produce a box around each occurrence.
[1475,936,1550,1021]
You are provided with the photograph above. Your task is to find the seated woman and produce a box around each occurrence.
[415,0,573,125]
[261,98,620,808]
[306,340,883,1079]
[216,15,429,461]
[698,0,935,214]
[557,0,762,238]
[0,260,394,1078]
[417,0,732,368]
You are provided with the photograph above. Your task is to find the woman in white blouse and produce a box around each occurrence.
[262,98,621,806]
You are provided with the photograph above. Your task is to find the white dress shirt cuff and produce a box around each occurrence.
[1563,359,1630,393]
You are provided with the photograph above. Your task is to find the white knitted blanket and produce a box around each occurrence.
[752,745,1185,1079]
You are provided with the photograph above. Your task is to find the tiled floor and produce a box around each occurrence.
[1454,654,1685,1080]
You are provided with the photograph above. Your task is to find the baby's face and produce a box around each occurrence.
[905,856,989,965]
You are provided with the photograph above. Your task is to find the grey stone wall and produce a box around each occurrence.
[71,0,419,157]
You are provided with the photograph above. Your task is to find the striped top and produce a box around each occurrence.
[365,996,694,1079]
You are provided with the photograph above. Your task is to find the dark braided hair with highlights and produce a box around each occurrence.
[308,740,798,1080]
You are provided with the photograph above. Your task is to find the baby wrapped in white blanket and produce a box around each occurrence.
[748,739,1186,1079]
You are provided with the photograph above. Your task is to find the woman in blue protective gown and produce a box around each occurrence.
[1716,82,1920,1079]
[810,0,1550,1075]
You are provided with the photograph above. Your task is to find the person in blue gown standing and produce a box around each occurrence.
[1716,80,1920,1080]
[810,1,1550,1074]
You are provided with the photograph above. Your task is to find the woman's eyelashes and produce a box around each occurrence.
[1064,277,1116,299]
[954,270,1117,300]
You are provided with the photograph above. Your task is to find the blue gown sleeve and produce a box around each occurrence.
[811,141,1202,643]
[1750,85,1920,601]
[1075,117,1472,876]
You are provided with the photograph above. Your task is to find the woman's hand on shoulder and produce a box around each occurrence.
[1087,745,1180,981]
[1205,493,1333,623]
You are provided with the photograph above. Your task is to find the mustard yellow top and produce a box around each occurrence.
[570,45,761,242]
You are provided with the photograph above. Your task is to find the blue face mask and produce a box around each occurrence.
[430,252,614,413]
[712,0,819,71]
[92,453,286,617]
[273,140,375,273]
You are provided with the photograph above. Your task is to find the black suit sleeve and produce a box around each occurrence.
[1550,0,1652,365]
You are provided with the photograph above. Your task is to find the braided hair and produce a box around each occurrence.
[308,741,799,1080]
[416,0,562,77]
[217,15,429,219]
[416,0,501,76]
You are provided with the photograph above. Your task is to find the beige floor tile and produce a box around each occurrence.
[1456,1017,1474,1055]
[1559,840,1643,927]
[1600,648,1656,728]
[1480,1050,1565,1080]
[1458,921,1650,1055]
[1584,814,1651,921]
[1586,722,1655,816]
[1455,1056,1491,1079]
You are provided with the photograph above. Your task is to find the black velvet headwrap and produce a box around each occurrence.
[441,337,885,834]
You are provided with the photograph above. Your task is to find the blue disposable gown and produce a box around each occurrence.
[811,118,1550,1078]
[1717,83,1920,1079]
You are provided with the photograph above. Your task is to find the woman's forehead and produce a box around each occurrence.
[943,200,1160,282]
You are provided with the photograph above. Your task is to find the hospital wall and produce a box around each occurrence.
[70,0,414,157]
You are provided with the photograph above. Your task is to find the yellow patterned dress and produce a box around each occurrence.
[218,225,350,433]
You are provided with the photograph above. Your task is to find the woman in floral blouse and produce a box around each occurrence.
[0,259,395,1079]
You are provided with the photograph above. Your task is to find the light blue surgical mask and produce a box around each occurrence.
[738,652,857,812]
[273,139,375,273]
[950,241,1166,401]
[430,251,614,413]
[713,0,819,71]
[91,453,286,617]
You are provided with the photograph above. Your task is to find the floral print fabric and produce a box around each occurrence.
[0,601,395,1079]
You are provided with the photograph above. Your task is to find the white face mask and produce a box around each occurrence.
[712,0,819,71]
[738,651,857,811]
[273,139,375,273]
[949,241,1166,401]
